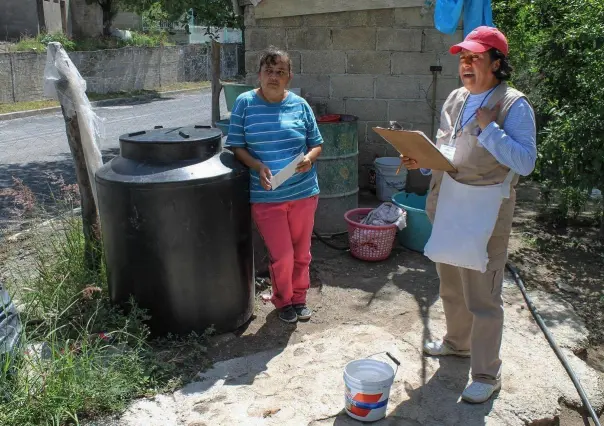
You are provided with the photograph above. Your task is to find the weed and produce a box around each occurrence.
[0,180,213,424]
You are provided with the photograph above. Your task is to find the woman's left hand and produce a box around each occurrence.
[296,155,313,173]
[476,103,501,130]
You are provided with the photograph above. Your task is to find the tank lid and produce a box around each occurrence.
[119,126,223,163]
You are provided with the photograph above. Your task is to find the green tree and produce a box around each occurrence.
[493,0,604,236]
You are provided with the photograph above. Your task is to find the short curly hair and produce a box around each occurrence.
[257,45,292,75]
[488,48,513,81]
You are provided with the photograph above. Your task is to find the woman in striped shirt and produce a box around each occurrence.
[226,46,323,324]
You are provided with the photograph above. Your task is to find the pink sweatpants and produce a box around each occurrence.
[251,196,318,309]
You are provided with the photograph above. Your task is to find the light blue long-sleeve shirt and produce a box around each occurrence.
[420,89,537,177]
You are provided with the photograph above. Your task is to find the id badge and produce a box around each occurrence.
[440,144,456,162]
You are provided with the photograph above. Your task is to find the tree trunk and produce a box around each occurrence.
[211,39,222,127]
[55,79,102,273]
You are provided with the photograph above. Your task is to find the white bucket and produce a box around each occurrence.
[343,353,399,422]
[374,157,407,202]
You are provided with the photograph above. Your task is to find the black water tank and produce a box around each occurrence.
[95,126,254,335]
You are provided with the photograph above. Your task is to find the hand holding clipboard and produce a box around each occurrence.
[372,126,457,173]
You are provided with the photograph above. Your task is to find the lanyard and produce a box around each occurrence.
[452,84,499,141]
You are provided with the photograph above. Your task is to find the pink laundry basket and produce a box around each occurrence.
[344,208,398,262]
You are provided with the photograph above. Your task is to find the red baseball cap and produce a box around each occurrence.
[449,26,509,56]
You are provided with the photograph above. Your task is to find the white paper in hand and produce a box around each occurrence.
[270,152,305,190]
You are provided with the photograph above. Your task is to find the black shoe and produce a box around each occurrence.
[294,304,312,320]
[278,305,298,323]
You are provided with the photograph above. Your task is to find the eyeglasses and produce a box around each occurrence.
[262,68,289,78]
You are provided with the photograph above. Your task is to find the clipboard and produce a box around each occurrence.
[372,127,457,172]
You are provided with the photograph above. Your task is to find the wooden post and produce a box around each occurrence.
[54,72,102,273]
[211,39,222,127]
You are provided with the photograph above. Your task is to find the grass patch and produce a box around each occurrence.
[0,181,213,425]
[0,82,210,115]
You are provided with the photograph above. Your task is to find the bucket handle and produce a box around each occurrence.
[367,351,401,376]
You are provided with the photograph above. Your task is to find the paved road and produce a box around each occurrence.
[0,89,226,228]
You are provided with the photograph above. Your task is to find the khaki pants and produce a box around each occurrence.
[436,263,504,385]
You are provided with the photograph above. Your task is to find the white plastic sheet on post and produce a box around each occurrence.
[43,42,104,206]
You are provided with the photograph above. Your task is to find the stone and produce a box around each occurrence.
[345,99,388,122]
[388,100,434,124]
[332,28,376,51]
[394,7,435,28]
[422,29,464,54]
[286,28,332,50]
[330,75,375,99]
[301,51,346,74]
[245,28,287,51]
[375,75,433,99]
[346,51,391,75]
[290,74,330,98]
[377,28,423,52]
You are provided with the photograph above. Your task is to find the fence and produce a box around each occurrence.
[0,43,244,103]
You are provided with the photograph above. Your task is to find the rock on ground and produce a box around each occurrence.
[99,277,603,426]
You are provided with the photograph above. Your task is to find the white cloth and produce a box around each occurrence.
[423,170,515,272]
[361,202,407,230]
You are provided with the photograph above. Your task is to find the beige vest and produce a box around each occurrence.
[425,83,529,270]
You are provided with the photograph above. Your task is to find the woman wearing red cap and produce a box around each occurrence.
[401,26,537,403]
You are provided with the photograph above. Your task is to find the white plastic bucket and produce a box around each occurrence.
[374,157,407,202]
[343,353,399,422]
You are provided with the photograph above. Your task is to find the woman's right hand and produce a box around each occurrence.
[258,164,273,190]
[400,155,419,170]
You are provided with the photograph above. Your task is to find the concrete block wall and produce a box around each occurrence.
[0,44,242,104]
[243,6,463,188]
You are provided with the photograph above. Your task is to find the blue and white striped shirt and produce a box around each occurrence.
[421,90,537,176]
[225,90,323,203]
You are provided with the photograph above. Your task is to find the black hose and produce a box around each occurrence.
[312,229,349,251]
[506,263,602,426]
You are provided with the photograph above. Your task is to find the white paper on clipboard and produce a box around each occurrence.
[270,152,305,190]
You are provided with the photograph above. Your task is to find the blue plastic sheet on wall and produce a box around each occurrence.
[435,0,494,36]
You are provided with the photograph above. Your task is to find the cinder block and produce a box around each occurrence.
[304,12,344,27]
[377,28,422,52]
[245,28,287,51]
[291,74,330,98]
[367,9,395,27]
[333,28,376,51]
[346,99,388,121]
[326,99,345,114]
[422,29,463,54]
[244,6,256,27]
[394,7,434,28]
[289,51,302,74]
[301,51,346,74]
[392,52,437,75]
[347,10,370,26]
[331,75,375,99]
[257,15,303,28]
[388,100,435,124]
[375,75,432,99]
[347,51,390,75]
[287,28,332,50]
[245,51,259,74]
[436,77,461,100]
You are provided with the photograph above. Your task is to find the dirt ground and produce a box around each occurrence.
[2,184,603,425]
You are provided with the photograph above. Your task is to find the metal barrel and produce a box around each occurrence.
[315,115,359,234]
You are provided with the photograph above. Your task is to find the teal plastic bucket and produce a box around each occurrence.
[223,83,255,112]
[216,118,230,136]
[391,191,433,253]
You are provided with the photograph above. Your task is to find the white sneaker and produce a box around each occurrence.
[423,340,471,357]
[461,381,501,404]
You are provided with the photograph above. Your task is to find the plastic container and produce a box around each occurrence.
[344,208,397,262]
[343,353,399,422]
[391,191,433,253]
[222,83,254,112]
[95,126,254,336]
[374,157,407,202]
